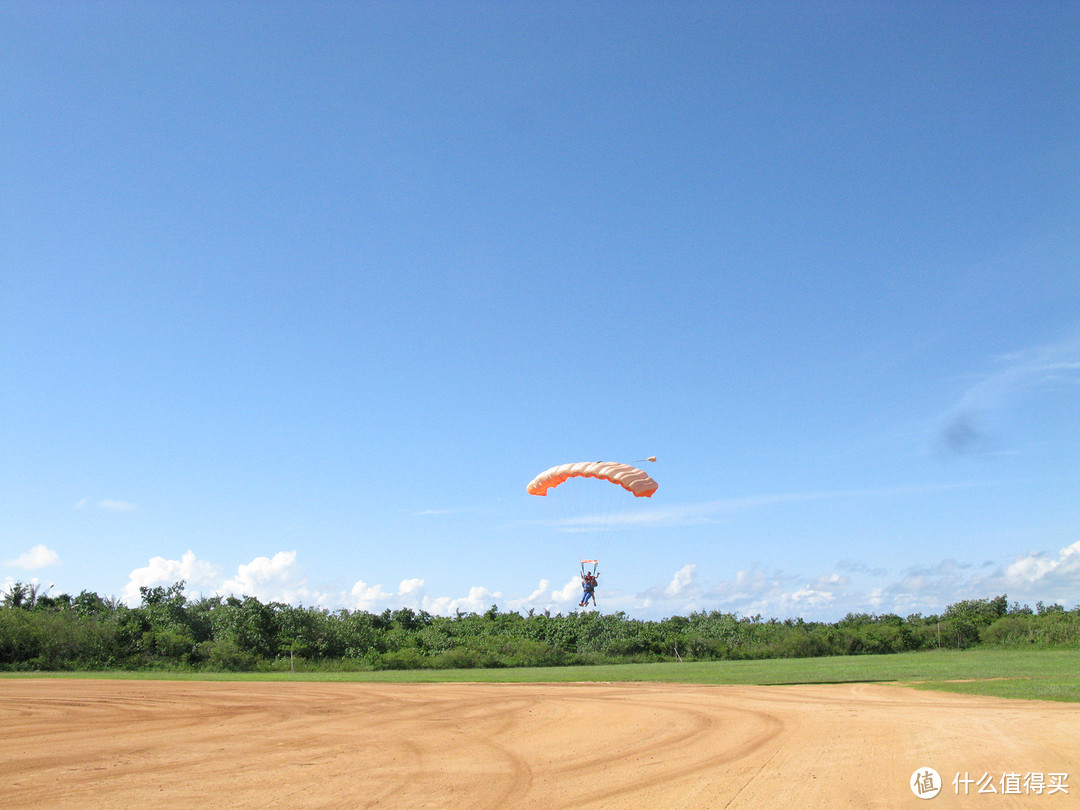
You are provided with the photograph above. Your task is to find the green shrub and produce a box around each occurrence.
[198,638,258,671]
[374,648,426,670]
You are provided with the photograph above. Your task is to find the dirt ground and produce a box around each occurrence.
[1,679,1077,809]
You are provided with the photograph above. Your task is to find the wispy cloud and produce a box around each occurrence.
[938,335,1080,455]
[413,507,484,517]
[548,481,990,531]
[837,558,888,577]
[4,544,61,570]
[75,497,138,512]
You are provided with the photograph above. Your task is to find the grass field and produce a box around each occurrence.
[5,648,1078,702]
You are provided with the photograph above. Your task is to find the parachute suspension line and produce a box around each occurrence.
[563,480,619,576]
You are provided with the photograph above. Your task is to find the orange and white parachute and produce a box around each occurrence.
[527,461,658,498]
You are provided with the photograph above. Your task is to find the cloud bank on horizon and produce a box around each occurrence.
[6,537,1078,621]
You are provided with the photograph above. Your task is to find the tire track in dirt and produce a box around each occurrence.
[1,679,1077,808]
[517,685,784,808]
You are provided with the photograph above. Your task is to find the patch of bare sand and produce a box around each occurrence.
[1,679,1077,808]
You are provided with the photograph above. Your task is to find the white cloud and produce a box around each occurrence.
[503,580,552,613]
[801,544,1080,618]
[635,565,798,617]
[498,576,585,614]
[346,580,389,610]
[123,549,616,615]
[5,544,61,570]
[111,542,1080,622]
[218,551,305,602]
[664,563,698,597]
[421,585,501,616]
[526,580,549,602]
[629,565,891,620]
[1002,541,1080,592]
[553,576,582,604]
[398,577,425,596]
[788,573,846,609]
[123,550,219,605]
[345,577,509,616]
[393,577,502,616]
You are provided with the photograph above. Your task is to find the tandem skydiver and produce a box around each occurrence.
[579,570,598,607]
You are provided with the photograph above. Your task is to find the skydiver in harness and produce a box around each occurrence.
[579,562,599,607]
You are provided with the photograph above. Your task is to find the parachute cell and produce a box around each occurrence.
[526,461,658,498]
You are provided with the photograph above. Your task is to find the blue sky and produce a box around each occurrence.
[3,2,1078,620]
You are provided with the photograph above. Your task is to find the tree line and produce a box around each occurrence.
[2,581,1078,672]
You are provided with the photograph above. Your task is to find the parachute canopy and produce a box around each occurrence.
[527,461,658,498]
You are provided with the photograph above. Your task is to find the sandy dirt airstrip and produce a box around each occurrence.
[1,679,1077,808]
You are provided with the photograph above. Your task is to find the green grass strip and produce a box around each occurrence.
[4,649,1077,702]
